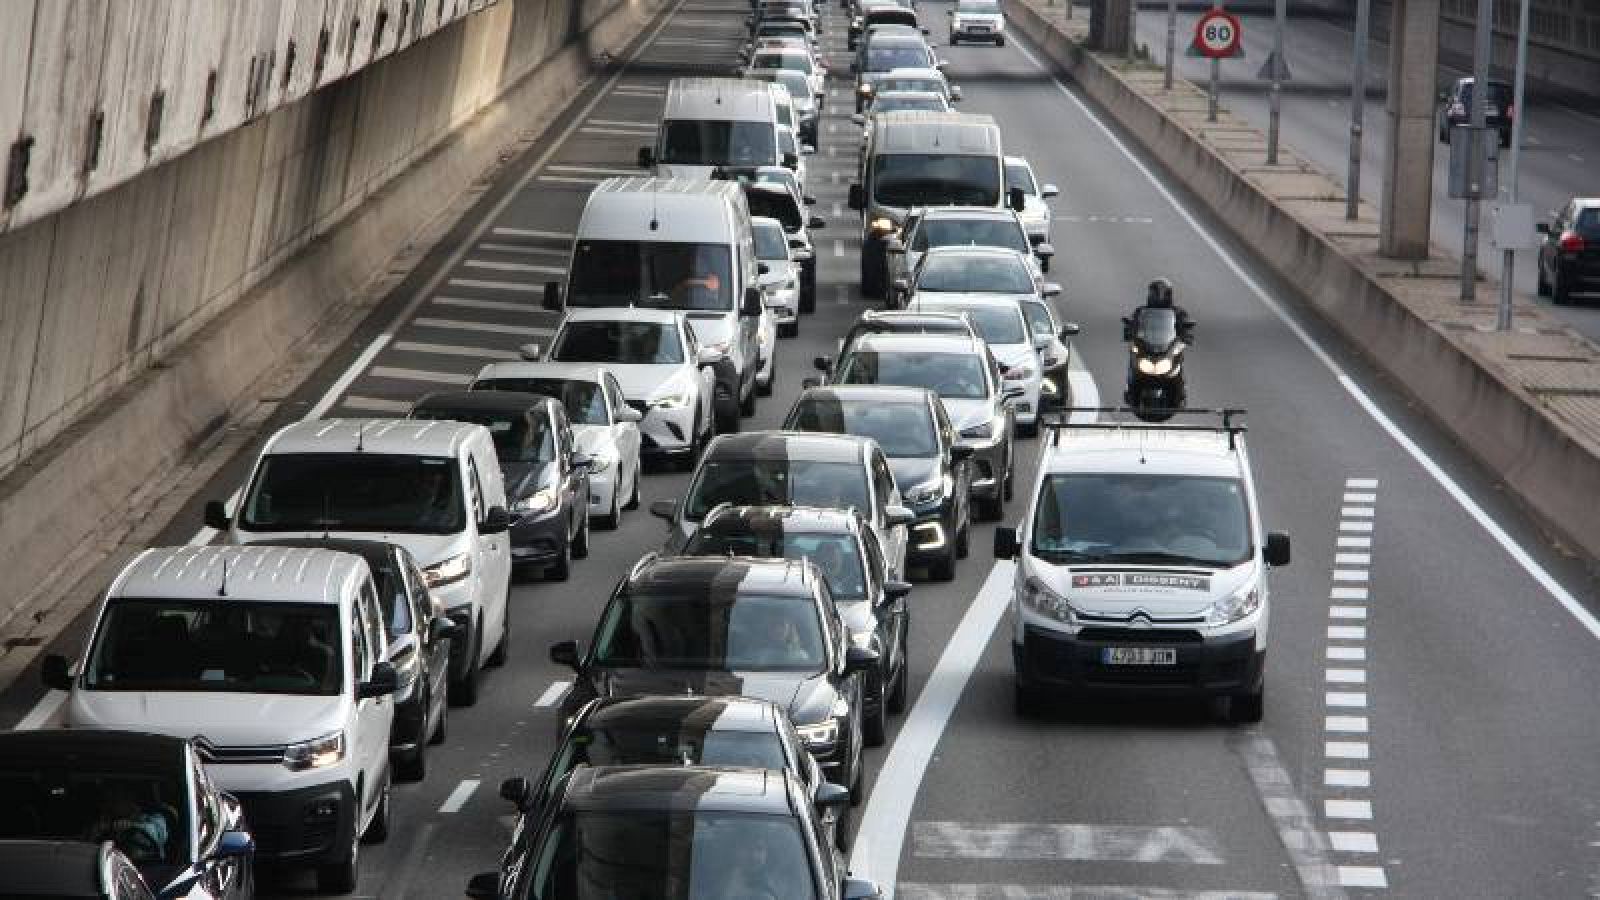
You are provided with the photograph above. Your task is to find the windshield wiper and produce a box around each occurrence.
[1096,551,1229,568]
[1031,548,1110,563]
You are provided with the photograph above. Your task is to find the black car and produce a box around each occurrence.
[785,385,972,580]
[550,556,878,797]
[680,505,911,746]
[468,766,880,900]
[251,539,456,778]
[1437,76,1513,146]
[0,731,254,899]
[1537,197,1600,305]
[410,391,591,580]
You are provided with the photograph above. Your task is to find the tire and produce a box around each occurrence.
[596,484,620,530]
[976,492,1004,523]
[956,514,970,559]
[449,620,481,707]
[779,320,799,338]
[740,381,758,415]
[801,265,818,314]
[1016,420,1038,440]
[863,680,888,747]
[929,547,956,582]
[1537,263,1551,296]
[362,776,391,844]
[486,604,509,668]
[395,736,427,784]
[571,510,590,559]
[848,752,865,806]
[625,465,641,510]
[316,836,358,895]
[429,693,448,745]
[1014,681,1042,717]
[1552,270,1572,306]
[717,399,741,434]
[1228,684,1265,724]
[860,259,885,300]
[887,631,909,714]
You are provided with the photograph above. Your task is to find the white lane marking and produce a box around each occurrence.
[578,126,655,137]
[413,317,549,336]
[849,562,1014,896]
[1336,535,1371,548]
[432,296,542,314]
[833,240,845,257]
[1337,521,1373,533]
[1340,506,1375,519]
[536,174,605,184]
[492,227,574,240]
[1337,866,1389,888]
[1329,606,1367,620]
[1325,769,1371,788]
[1334,553,1370,566]
[370,366,471,385]
[833,202,843,218]
[340,395,412,413]
[438,779,480,814]
[464,259,565,274]
[1235,735,1347,898]
[1007,28,1594,645]
[1325,715,1369,733]
[1325,691,1367,708]
[16,691,66,730]
[1326,741,1370,760]
[392,341,519,361]
[546,164,642,176]
[897,887,1276,900]
[1331,570,1368,583]
[1325,800,1374,820]
[1330,586,1368,600]
[307,336,394,420]
[586,119,658,129]
[1343,493,1377,503]
[1329,831,1380,853]
[534,680,571,707]
[1326,646,1366,661]
[1326,668,1366,684]
[1327,625,1367,640]
[1346,478,1379,488]
[911,822,1224,864]
[477,243,567,257]
[1569,154,1584,163]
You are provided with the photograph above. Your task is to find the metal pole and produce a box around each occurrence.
[1266,0,1286,164]
[1460,0,1494,303]
[1345,0,1371,219]
[1209,56,1220,121]
[1129,0,1139,63]
[1164,0,1177,90]
[1498,0,1531,331]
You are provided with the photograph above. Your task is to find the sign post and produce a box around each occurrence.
[1190,7,1243,123]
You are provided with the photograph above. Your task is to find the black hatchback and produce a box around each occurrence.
[1537,197,1600,305]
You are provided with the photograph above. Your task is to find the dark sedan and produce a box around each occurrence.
[0,841,157,899]
[0,730,254,899]
[410,390,591,580]
[1537,197,1600,305]
[1437,76,1513,146]
[550,556,878,798]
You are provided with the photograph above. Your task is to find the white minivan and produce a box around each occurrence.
[206,418,513,706]
[639,77,784,179]
[45,545,398,894]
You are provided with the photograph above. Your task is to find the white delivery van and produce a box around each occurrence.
[639,77,785,179]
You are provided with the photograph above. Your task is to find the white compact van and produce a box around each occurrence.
[206,418,513,706]
[639,77,784,179]
[46,545,398,893]
[543,177,766,434]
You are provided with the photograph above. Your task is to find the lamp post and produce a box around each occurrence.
[1345,0,1371,220]
[1498,0,1532,331]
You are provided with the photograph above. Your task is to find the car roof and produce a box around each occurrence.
[857,309,970,327]
[1044,427,1245,478]
[581,695,781,734]
[751,215,786,232]
[872,90,948,104]
[705,430,875,463]
[0,840,119,895]
[473,362,609,385]
[264,418,486,456]
[914,205,1020,221]
[560,766,798,816]
[0,729,189,769]
[108,545,368,605]
[629,555,819,598]
[560,306,683,325]
[411,390,551,415]
[847,331,987,356]
[699,503,865,537]
[663,78,778,121]
[881,66,943,79]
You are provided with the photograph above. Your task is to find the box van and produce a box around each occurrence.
[639,77,785,179]
[205,418,513,707]
[849,111,1022,298]
[543,177,765,433]
[46,545,399,894]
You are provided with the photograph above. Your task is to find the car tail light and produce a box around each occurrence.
[1506,102,1515,120]
[1559,232,1585,254]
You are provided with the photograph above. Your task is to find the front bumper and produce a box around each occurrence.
[632,400,698,456]
[231,780,356,865]
[508,507,568,566]
[952,20,1005,39]
[1013,624,1264,697]
[906,503,954,564]
[587,467,619,515]
[960,434,1008,500]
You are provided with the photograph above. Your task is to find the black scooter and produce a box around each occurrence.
[1122,308,1193,422]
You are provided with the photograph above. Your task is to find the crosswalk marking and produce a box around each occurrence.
[392,341,519,361]
[340,395,411,413]
[413,317,549,337]
[1328,831,1379,853]
[464,259,565,274]
[491,227,573,240]
[897,887,1277,900]
[370,366,472,385]
[476,242,566,256]
[433,296,541,314]
[537,174,606,184]
[1337,866,1388,888]
[912,822,1223,865]
[448,278,541,293]
[580,126,656,137]
[546,164,642,177]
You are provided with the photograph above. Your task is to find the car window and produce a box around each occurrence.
[371,552,411,638]
[1021,299,1056,338]
[914,254,1035,295]
[785,397,938,457]
[404,561,432,634]
[593,591,828,672]
[192,763,219,849]
[349,603,371,685]
[241,454,465,534]
[837,349,990,399]
[553,321,688,364]
[1005,162,1037,195]
[1576,208,1600,239]
[684,529,869,600]
[859,529,885,594]
[684,459,873,520]
[872,452,895,511]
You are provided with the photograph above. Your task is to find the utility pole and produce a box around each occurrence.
[1498,0,1532,331]
[1345,0,1371,220]
[1129,0,1139,63]
[1266,0,1287,164]
[1164,0,1177,89]
[1460,0,1494,303]
[1209,57,1221,121]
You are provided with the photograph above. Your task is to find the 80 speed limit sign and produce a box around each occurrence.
[1193,8,1243,59]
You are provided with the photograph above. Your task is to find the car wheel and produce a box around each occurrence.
[863,678,888,747]
[597,484,621,530]
[1016,420,1038,439]
[547,537,572,581]
[486,604,509,668]
[801,268,818,313]
[448,619,481,707]
[625,464,641,509]
[362,775,391,844]
[848,750,865,806]
[1552,270,1573,306]
[430,691,449,745]
[395,733,427,784]
[956,513,970,559]
[976,492,1004,522]
[888,631,909,714]
[316,824,359,894]
[779,320,799,338]
[1537,262,1551,296]
[860,260,885,299]
[571,510,590,559]
[757,368,774,397]
[1228,684,1265,724]
[740,381,758,415]
[929,546,956,582]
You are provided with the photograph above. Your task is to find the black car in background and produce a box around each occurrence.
[253,539,456,779]
[1437,76,1513,146]
[410,390,591,580]
[1538,197,1600,305]
[0,730,254,899]
[785,385,972,580]
[550,556,878,798]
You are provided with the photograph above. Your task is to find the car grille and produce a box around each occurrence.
[1076,628,1204,644]
[194,738,286,764]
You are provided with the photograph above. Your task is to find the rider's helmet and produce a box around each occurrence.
[1145,277,1174,308]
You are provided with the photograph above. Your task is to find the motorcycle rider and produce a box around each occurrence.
[1123,277,1194,343]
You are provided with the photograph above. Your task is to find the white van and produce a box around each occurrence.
[45,545,398,893]
[206,418,513,706]
[542,177,765,434]
[639,77,785,179]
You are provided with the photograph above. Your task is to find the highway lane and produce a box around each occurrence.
[1135,7,1600,341]
[2,0,1598,897]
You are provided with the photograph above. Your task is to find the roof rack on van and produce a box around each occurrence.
[1040,407,1248,450]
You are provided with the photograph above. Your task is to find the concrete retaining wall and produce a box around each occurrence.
[1007,0,1600,563]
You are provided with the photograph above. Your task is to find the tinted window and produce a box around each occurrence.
[912,218,1030,253]
[878,77,944,95]
[873,154,1001,207]
[1005,162,1037,195]
[753,52,811,73]
[472,378,608,426]
[369,551,412,637]
[563,719,787,770]
[552,322,685,365]
[0,765,186,865]
[568,241,734,311]
[1134,307,1178,345]
[593,592,827,671]
[1576,208,1600,239]
[748,187,803,230]
[411,406,552,463]
[754,223,790,260]
[915,254,1034,295]
[870,94,948,113]
[241,454,464,534]
[659,119,777,167]
[786,396,938,457]
[685,459,872,519]
[1021,299,1055,338]
[837,350,989,399]
[684,529,869,599]
[1032,474,1252,567]
[917,303,1026,344]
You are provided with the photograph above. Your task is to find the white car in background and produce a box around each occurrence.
[469,362,644,529]
[1005,155,1059,253]
[872,67,961,105]
[753,215,803,336]
[949,0,1006,45]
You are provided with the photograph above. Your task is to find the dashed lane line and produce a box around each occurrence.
[432,296,543,314]
[412,317,549,337]
[463,258,566,274]
[475,243,566,257]
[369,367,472,385]
[392,341,519,361]
[341,396,412,414]
[492,226,574,240]
[438,779,480,814]
[534,680,571,707]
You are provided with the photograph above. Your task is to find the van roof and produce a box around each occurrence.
[1044,427,1244,479]
[262,418,486,457]
[872,111,1001,154]
[582,178,746,243]
[109,545,368,605]
[663,78,778,122]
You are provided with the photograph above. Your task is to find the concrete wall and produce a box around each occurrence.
[1368,0,1600,99]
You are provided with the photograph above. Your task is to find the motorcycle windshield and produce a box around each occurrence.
[1134,308,1178,352]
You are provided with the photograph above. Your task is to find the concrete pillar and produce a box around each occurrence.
[1090,0,1133,53]
[1379,0,1441,259]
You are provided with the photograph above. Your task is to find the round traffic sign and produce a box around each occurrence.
[1193,8,1242,59]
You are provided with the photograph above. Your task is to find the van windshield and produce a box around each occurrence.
[1031,473,1252,567]
[240,454,466,534]
[84,598,343,695]
[659,119,777,168]
[873,154,1001,207]
[568,240,734,311]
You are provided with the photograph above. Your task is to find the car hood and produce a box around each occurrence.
[683,312,737,350]
[67,691,348,748]
[941,396,995,431]
[240,530,466,570]
[889,456,940,492]
[603,364,695,402]
[990,342,1038,371]
[502,460,555,501]
[591,668,838,724]
[1036,561,1259,618]
[571,426,615,458]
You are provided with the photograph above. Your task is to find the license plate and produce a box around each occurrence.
[1102,647,1176,666]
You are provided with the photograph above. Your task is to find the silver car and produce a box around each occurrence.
[1005,155,1059,260]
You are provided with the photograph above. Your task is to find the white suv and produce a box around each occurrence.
[993,412,1291,722]
[46,545,399,894]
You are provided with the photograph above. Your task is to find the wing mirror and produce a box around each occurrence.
[41,654,72,691]
[650,499,679,522]
[891,277,910,295]
[950,443,974,462]
[542,281,563,311]
[993,526,1020,560]
[203,500,230,531]
[814,781,852,810]
[1042,282,1063,298]
[499,776,534,811]
[851,113,865,125]
[1035,242,1055,259]
[885,504,916,527]
[885,236,905,253]
[429,616,461,643]
[1265,531,1292,567]
[213,830,254,859]
[618,406,643,423]
[843,877,885,900]
[1009,186,1027,212]
[742,286,764,317]
[518,342,542,361]
[358,662,399,699]
[1042,183,1060,198]
[1060,322,1081,338]
[802,143,818,155]
[698,346,728,366]
[479,505,512,535]
[813,355,832,372]
[950,85,963,102]
[808,215,827,229]
[549,640,581,671]
[884,580,912,600]
[804,194,818,206]
[1536,222,1550,235]
[570,452,593,474]
[636,146,654,169]
[844,644,880,675]
[783,151,800,169]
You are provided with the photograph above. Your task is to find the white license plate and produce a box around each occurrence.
[1102,647,1177,666]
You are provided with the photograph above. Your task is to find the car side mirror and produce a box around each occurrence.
[1035,242,1055,259]
[758,262,771,276]
[1009,186,1027,212]
[542,281,563,311]
[41,654,72,691]
[466,873,500,900]
[519,343,544,363]
[203,500,231,531]
[843,877,884,900]
[742,287,764,317]
[1265,531,1292,567]
[1042,183,1060,198]
[618,406,643,424]
[570,452,593,474]
[802,376,822,389]
[950,443,974,462]
[1060,322,1081,338]
[808,215,827,229]
[851,113,865,125]
[885,505,915,527]
[429,616,460,643]
[1001,385,1025,401]
[1042,282,1063,297]
[1536,222,1550,235]
[650,499,678,522]
[499,776,534,811]
[885,236,905,253]
[637,146,654,168]
[884,580,912,600]
[993,526,1020,560]
[549,640,581,671]
[802,143,817,155]
[698,346,728,366]
[804,194,818,206]
[844,644,879,675]
[950,85,963,102]
[814,782,851,810]
[212,830,254,859]
[812,355,832,372]
[783,151,800,169]
[359,661,399,699]
[848,184,865,211]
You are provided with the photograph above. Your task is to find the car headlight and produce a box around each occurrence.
[283,731,345,771]
[652,390,691,409]
[960,422,993,440]
[906,475,952,506]
[514,488,559,515]
[795,718,840,747]
[1137,357,1176,376]
[1207,586,1261,626]
[1020,577,1077,625]
[858,83,874,95]
[849,630,875,650]
[869,217,896,236]
[1004,364,1036,380]
[422,552,473,588]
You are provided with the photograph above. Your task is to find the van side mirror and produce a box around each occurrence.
[993,526,1019,559]
[618,406,643,424]
[499,777,533,811]
[41,654,72,691]
[519,343,542,361]
[697,346,728,366]
[429,616,460,643]
[481,506,512,534]
[1265,532,1292,567]
[844,644,879,675]
[1042,282,1063,298]
[570,452,593,474]
[1035,243,1055,259]
[549,640,581,671]
[884,580,912,600]
[808,215,827,229]
[213,830,254,859]
[650,500,678,522]
[1060,323,1081,338]
[885,505,915,527]
[543,281,563,311]
[203,500,231,531]
[1042,183,1060,198]
[813,355,832,372]
[1009,187,1027,212]
[892,277,909,295]
[851,113,865,125]
[742,287,764,317]
[843,878,884,900]
[950,85,963,102]
[783,152,800,169]
[848,184,865,211]
[359,662,399,699]
[637,146,654,168]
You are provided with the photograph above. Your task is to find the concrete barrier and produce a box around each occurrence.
[1006,0,1600,564]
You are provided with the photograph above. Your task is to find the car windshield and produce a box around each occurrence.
[84,598,343,695]
[240,453,464,534]
[1456,80,1511,109]
[553,321,685,365]
[837,350,989,399]
[659,119,777,167]
[1031,474,1253,567]
[524,810,818,900]
[684,529,869,600]
[367,551,412,637]
[959,1,1001,12]
[879,77,942,95]
[865,11,919,28]
[912,218,1030,253]
[873,154,1000,207]
[473,378,609,426]
[0,764,187,867]
[410,406,553,464]
[560,720,787,770]
[773,72,813,103]
[1005,162,1036,195]
[916,303,1026,344]
[753,223,790,260]
[685,460,871,519]
[568,240,734,311]
[1021,300,1055,338]
[778,127,799,157]
[871,95,947,113]
[1134,307,1179,346]
[747,188,803,231]
[786,397,938,458]
[753,53,811,73]
[867,44,930,72]
[915,254,1033,295]
[593,592,827,671]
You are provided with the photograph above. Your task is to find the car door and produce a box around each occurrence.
[932,397,970,509]
[606,373,641,482]
[351,583,391,808]
[859,528,902,683]
[869,449,907,577]
[685,321,717,431]
[403,557,450,712]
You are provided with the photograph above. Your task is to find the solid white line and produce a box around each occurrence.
[1325,799,1374,820]
[1325,715,1369,733]
[413,317,549,336]
[433,296,543,314]
[1327,625,1367,640]
[1343,493,1377,504]
[545,165,642,177]
[340,396,412,414]
[1340,506,1375,519]
[897,886,1278,900]
[586,119,658,128]
[850,562,1014,896]
[911,821,1224,864]
[1331,570,1368,583]
[438,779,480,814]
[1325,691,1367,708]
[1325,769,1371,788]
[579,126,656,137]
[1337,865,1389,888]
[1327,646,1366,661]
[476,243,567,257]
[1329,831,1380,853]
[1326,668,1366,684]
[1338,521,1374,533]
[392,341,519,361]
[534,680,571,707]
[1329,606,1367,620]
[307,336,394,420]
[492,227,574,240]
[536,174,606,184]
[1334,553,1370,566]
[1326,741,1370,760]
[1336,536,1371,549]
[16,691,66,730]
[369,366,471,385]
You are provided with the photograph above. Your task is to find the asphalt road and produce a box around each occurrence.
[1135,7,1600,342]
[4,1,1600,897]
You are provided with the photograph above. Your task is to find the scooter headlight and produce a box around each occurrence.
[1137,356,1176,376]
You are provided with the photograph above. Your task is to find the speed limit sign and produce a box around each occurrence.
[1193,8,1243,59]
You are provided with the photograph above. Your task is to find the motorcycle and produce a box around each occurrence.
[1121,308,1192,422]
